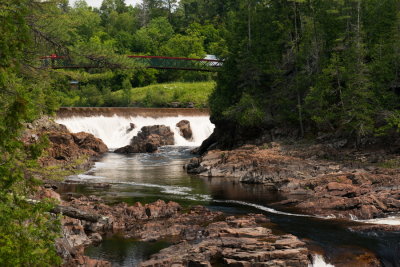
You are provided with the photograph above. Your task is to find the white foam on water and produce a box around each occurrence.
[111,181,212,201]
[56,115,214,149]
[357,216,400,225]
[71,174,107,180]
[308,254,335,267]
[213,199,314,218]
[120,181,192,195]
[349,214,359,221]
[215,200,400,227]
[183,195,213,202]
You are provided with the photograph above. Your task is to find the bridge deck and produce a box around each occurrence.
[40,55,223,72]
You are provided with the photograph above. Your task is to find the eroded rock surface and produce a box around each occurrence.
[187,144,400,220]
[53,195,219,265]
[140,214,310,267]
[61,196,221,240]
[49,193,313,267]
[115,125,174,153]
[23,117,108,168]
[43,131,108,166]
[176,120,193,140]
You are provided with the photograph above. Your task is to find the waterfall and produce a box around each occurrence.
[56,115,214,149]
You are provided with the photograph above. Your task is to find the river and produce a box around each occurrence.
[56,112,400,267]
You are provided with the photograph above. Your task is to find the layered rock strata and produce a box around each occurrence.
[38,190,312,267]
[140,214,310,267]
[186,144,400,220]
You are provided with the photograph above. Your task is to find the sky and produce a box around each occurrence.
[70,0,142,8]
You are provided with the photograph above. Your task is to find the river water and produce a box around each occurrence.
[57,115,400,267]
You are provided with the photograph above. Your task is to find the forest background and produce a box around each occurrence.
[2,0,400,265]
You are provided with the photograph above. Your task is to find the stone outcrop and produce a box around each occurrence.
[25,115,70,133]
[140,214,310,267]
[176,120,193,140]
[31,188,110,267]
[127,123,136,132]
[115,125,174,153]
[54,195,221,265]
[23,117,108,167]
[61,196,218,241]
[53,193,312,267]
[57,216,111,267]
[187,143,400,220]
[42,131,108,166]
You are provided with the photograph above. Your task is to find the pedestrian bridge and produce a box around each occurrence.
[40,54,223,72]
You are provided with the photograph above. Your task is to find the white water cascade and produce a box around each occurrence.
[56,115,214,149]
[358,216,400,225]
[308,255,335,267]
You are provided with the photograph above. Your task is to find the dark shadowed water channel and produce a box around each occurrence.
[60,147,400,267]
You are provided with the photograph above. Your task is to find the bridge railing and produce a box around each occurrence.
[126,55,223,72]
[39,55,223,72]
[39,55,70,68]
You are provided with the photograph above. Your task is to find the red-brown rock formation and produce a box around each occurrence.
[176,120,193,140]
[187,144,400,220]
[115,125,174,153]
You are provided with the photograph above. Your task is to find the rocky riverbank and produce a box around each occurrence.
[140,214,309,267]
[186,143,400,221]
[24,116,111,266]
[38,190,314,267]
[23,116,108,172]
[27,117,314,266]
[26,116,392,266]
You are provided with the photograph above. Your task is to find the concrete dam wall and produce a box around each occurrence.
[57,107,210,118]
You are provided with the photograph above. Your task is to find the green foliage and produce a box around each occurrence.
[161,34,205,58]
[0,198,61,267]
[0,0,62,265]
[377,157,400,169]
[112,81,215,107]
[376,111,400,136]
[133,17,174,54]
[33,1,228,103]
[210,0,400,143]
[223,94,264,128]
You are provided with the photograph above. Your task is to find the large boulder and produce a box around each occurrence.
[176,120,193,141]
[72,132,108,154]
[43,131,108,166]
[115,125,174,154]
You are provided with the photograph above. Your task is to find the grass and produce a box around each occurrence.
[113,81,215,108]
[377,157,400,169]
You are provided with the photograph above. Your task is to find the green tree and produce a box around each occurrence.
[0,0,62,265]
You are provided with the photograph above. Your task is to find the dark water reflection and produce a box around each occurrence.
[59,147,400,266]
[85,237,170,267]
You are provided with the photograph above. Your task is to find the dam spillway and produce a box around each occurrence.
[56,107,210,118]
[55,107,214,149]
